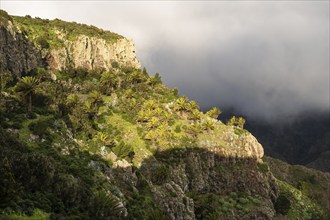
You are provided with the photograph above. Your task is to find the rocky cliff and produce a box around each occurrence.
[0,21,43,76]
[46,35,140,71]
[136,149,277,220]
[0,12,140,75]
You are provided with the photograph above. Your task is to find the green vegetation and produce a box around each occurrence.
[1,61,256,218]
[0,62,221,217]
[206,107,222,119]
[275,179,324,219]
[12,15,123,49]
[0,208,49,220]
[227,116,246,128]
[188,191,262,219]
[265,157,330,219]
[14,76,40,113]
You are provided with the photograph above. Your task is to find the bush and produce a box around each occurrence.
[36,36,50,49]
[174,125,181,133]
[257,163,269,173]
[275,193,291,215]
[112,141,134,160]
[28,117,54,138]
[151,164,169,185]
[111,61,119,69]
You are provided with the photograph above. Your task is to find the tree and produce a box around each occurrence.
[143,100,157,110]
[100,71,117,94]
[186,101,199,113]
[274,193,291,215]
[147,117,160,129]
[174,96,188,113]
[202,120,215,131]
[237,117,246,129]
[14,76,40,113]
[206,107,222,119]
[129,71,143,85]
[188,109,201,121]
[227,116,246,129]
[89,191,125,219]
[66,93,80,108]
[227,116,236,126]
[186,123,202,138]
[88,90,103,110]
[154,73,162,83]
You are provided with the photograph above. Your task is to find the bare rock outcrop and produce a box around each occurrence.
[0,22,43,76]
[46,35,141,71]
[136,149,278,220]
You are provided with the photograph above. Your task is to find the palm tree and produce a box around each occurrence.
[93,131,112,146]
[90,191,125,219]
[137,110,147,122]
[186,100,199,113]
[100,71,117,94]
[143,99,157,110]
[128,71,143,85]
[154,107,163,117]
[174,96,188,113]
[14,76,40,113]
[202,120,215,132]
[206,107,222,119]
[186,123,202,138]
[147,117,160,129]
[188,109,201,121]
[88,90,103,109]
[66,93,80,107]
[227,116,237,126]
[237,117,246,129]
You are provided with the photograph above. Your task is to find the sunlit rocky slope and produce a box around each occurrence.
[0,10,328,219]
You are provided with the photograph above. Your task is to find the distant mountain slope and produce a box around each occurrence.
[264,156,330,218]
[245,112,330,172]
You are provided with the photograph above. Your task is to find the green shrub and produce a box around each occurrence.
[257,162,269,173]
[238,198,249,205]
[28,117,54,138]
[112,141,134,160]
[111,61,119,68]
[167,119,175,126]
[275,193,291,215]
[151,165,169,185]
[174,125,181,133]
[89,191,124,219]
[36,36,50,49]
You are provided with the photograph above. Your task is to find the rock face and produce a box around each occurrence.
[0,22,43,76]
[132,149,278,220]
[0,21,140,75]
[46,35,141,71]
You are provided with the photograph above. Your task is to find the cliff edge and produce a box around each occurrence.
[0,11,140,76]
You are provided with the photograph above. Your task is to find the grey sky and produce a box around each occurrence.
[1,1,329,121]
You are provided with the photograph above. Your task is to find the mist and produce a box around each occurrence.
[1,1,329,121]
